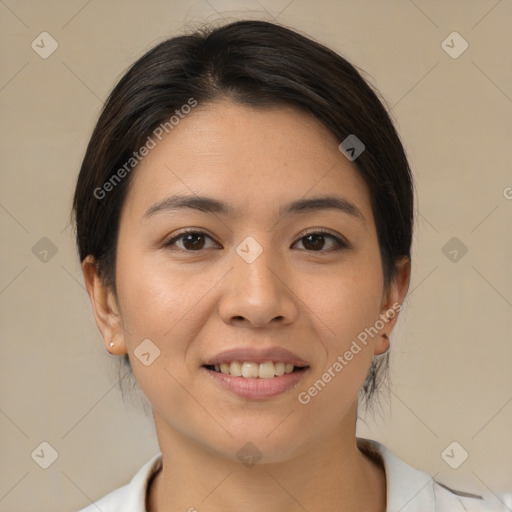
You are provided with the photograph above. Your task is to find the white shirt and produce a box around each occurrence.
[76,438,507,511]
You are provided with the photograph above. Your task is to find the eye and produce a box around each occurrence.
[293,230,348,252]
[164,230,218,251]
[163,229,348,253]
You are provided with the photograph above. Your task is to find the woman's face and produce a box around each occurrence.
[88,100,408,463]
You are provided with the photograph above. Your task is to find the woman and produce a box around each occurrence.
[73,19,500,512]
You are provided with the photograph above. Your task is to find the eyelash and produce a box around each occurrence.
[163,229,348,253]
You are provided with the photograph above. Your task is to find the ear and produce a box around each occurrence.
[81,255,127,356]
[374,256,411,356]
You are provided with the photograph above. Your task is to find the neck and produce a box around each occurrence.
[147,402,386,512]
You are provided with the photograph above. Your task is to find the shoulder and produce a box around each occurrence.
[76,485,129,512]
[432,480,505,511]
[75,453,162,512]
[357,437,506,512]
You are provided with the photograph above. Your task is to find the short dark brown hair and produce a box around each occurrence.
[73,19,414,406]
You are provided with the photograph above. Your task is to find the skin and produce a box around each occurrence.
[83,100,410,512]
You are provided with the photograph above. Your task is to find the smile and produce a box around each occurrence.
[202,362,310,400]
[204,361,307,379]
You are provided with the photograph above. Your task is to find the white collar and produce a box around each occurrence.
[357,437,436,511]
[82,438,494,511]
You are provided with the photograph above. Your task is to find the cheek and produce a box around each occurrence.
[296,265,383,424]
[115,258,208,416]
[305,244,384,344]
[297,244,383,399]
[115,249,225,390]
[116,247,205,338]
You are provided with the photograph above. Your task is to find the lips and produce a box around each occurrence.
[201,346,310,399]
[202,365,310,400]
[202,346,309,367]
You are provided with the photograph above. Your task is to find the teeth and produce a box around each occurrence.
[209,361,303,378]
[241,362,259,378]
[258,361,275,379]
[274,362,285,376]
[229,361,242,377]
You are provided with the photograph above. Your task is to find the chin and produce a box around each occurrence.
[201,424,311,466]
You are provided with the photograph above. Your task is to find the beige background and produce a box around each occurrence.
[1,1,511,510]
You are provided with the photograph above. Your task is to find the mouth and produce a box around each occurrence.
[201,347,311,400]
[202,361,309,379]
[201,346,310,400]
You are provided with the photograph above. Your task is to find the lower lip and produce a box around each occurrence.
[202,367,309,400]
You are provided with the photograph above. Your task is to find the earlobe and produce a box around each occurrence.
[81,255,127,355]
[373,333,390,356]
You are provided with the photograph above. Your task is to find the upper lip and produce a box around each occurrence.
[203,347,309,367]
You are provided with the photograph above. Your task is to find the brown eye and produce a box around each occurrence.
[165,230,216,251]
[294,231,347,252]
[180,233,206,250]
[302,234,326,251]
[164,230,347,253]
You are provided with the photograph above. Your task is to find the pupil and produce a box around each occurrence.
[184,234,204,250]
[304,234,324,251]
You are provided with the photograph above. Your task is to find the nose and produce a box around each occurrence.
[218,245,298,328]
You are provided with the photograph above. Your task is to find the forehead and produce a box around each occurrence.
[121,100,372,222]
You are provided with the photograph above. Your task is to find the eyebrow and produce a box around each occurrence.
[143,194,365,222]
